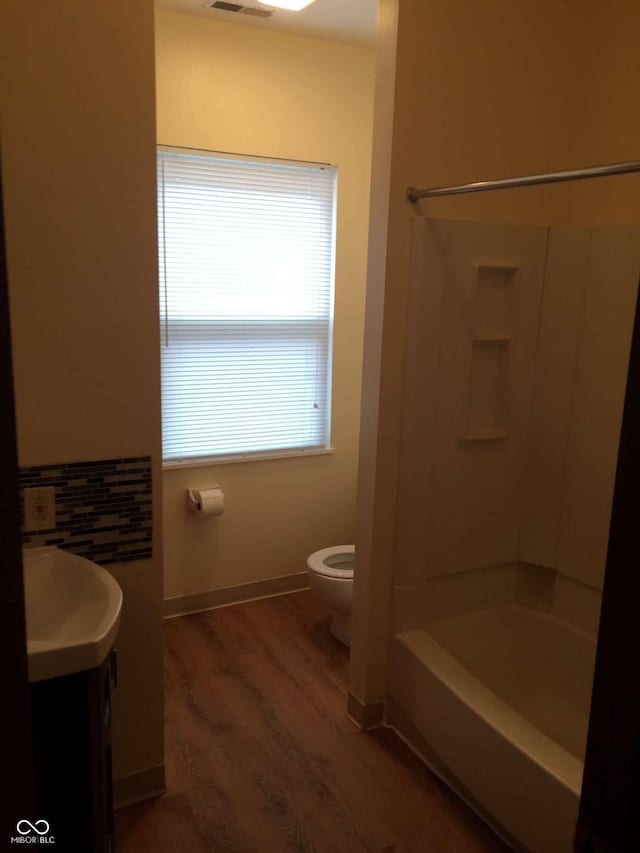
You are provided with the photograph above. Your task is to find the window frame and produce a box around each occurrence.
[157,145,338,467]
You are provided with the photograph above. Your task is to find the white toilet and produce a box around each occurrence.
[306,545,355,646]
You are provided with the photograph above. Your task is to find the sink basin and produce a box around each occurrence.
[23,546,123,683]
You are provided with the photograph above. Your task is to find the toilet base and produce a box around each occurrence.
[330,611,351,647]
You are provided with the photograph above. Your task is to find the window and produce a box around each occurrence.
[157,146,337,464]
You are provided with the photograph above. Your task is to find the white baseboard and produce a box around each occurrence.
[347,690,385,730]
[114,764,166,809]
[164,572,310,618]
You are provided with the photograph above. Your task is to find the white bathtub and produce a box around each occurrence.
[388,605,597,852]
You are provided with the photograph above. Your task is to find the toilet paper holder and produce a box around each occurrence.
[186,485,223,513]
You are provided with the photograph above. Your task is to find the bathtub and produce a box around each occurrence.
[388,604,597,852]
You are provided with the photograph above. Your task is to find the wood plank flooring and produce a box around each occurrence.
[115,591,509,853]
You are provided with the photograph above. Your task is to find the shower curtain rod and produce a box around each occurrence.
[406,159,640,203]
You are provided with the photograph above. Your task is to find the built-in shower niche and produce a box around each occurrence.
[463,264,518,440]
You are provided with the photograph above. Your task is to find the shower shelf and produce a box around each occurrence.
[472,336,511,344]
[461,429,507,442]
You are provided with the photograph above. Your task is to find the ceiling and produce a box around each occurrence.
[156,0,377,47]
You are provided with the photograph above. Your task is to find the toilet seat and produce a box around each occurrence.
[306,545,355,579]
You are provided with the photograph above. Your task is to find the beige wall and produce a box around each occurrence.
[353,0,640,705]
[1,1,164,787]
[351,0,399,703]
[155,11,375,601]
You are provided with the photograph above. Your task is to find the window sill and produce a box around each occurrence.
[162,447,336,471]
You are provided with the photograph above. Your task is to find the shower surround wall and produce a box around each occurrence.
[393,218,547,630]
[393,221,640,634]
[521,227,640,594]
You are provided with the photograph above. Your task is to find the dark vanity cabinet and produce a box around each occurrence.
[30,650,117,853]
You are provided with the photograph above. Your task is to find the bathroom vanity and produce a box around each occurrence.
[23,547,123,853]
[31,650,117,852]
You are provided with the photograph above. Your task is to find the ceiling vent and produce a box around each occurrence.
[208,1,274,17]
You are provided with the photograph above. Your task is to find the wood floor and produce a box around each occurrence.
[115,591,509,853]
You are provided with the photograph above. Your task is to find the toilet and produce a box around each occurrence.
[306,545,355,646]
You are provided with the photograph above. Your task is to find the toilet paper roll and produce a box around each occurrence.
[187,487,224,518]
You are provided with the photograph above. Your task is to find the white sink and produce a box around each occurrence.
[23,546,123,683]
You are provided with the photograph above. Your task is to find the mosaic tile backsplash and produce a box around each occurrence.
[20,456,152,565]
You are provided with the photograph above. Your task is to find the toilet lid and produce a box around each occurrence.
[307,545,355,579]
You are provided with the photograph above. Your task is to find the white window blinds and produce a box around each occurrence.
[157,147,337,464]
